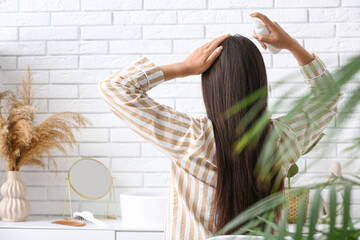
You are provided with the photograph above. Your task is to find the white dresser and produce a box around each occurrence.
[2,218,357,240]
[0,217,164,240]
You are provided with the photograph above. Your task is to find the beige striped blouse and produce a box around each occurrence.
[98,54,342,240]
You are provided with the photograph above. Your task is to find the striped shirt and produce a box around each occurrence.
[98,54,342,240]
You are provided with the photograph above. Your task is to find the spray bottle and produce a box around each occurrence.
[251,17,281,54]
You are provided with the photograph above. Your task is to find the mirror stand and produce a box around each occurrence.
[62,176,118,220]
[63,177,73,221]
[105,177,118,220]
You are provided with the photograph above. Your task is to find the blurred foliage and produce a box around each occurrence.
[216,54,360,239]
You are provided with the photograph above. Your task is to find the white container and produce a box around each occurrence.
[120,192,168,229]
[251,17,281,54]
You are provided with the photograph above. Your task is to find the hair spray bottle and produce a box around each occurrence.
[251,17,281,54]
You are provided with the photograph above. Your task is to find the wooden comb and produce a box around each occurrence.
[51,220,86,227]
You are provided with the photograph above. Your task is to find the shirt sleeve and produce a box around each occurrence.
[272,53,343,165]
[98,56,207,162]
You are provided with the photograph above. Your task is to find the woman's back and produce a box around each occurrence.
[99,54,342,239]
[98,12,342,240]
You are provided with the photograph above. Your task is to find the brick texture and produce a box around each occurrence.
[0,0,359,218]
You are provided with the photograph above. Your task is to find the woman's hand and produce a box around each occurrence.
[181,34,230,76]
[159,34,229,81]
[250,12,314,66]
[250,12,297,51]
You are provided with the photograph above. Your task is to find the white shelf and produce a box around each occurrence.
[0,216,164,232]
[1,217,359,240]
[0,217,165,240]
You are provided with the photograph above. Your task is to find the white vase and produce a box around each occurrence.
[0,171,30,221]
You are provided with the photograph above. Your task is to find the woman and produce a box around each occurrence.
[98,12,342,240]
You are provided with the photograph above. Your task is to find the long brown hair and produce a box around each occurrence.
[201,35,282,233]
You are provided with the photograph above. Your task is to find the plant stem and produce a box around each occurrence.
[288,177,290,189]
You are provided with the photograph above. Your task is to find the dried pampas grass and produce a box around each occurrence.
[0,66,91,171]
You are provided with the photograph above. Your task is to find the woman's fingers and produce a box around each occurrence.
[202,38,216,48]
[203,34,229,49]
[253,33,272,43]
[249,12,275,31]
[206,46,223,64]
[208,34,230,50]
[260,42,267,50]
[258,40,267,50]
[253,34,267,49]
[250,12,295,50]
[250,12,274,44]
[201,34,229,58]
[203,35,224,48]
[252,29,266,50]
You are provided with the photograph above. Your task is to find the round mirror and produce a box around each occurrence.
[68,158,112,200]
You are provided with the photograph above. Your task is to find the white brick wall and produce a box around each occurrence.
[0,0,359,219]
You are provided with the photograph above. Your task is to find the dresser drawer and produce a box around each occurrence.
[116,231,164,240]
[0,228,115,240]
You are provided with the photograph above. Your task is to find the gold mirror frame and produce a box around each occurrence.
[68,158,112,200]
[63,158,118,220]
